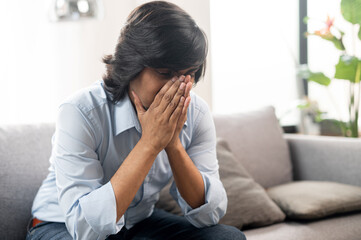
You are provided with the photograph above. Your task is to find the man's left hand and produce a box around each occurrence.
[165,75,193,151]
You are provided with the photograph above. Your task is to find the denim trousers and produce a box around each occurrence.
[26,208,246,240]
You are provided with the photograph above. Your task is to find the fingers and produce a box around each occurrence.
[169,96,186,124]
[151,74,191,122]
[184,81,192,99]
[151,77,178,109]
[158,76,185,113]
[183,96,191,115]
[170,95,191,136]
[131,91,146,115]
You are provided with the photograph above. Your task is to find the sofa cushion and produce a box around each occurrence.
[213,106,292,188]
[0,123,55,240]
[243,212,361,240]
[267,181,361,220]
[156,138,286,229]
[217,139,285,228]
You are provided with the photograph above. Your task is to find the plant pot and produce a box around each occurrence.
[319,119,343,136]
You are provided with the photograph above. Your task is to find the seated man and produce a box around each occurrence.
[27,1,246,239]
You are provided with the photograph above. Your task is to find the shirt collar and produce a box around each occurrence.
[113,92,142,136]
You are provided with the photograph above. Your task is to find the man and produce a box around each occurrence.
[27,1,246,239]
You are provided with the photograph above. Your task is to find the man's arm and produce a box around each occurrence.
[164,76,228,227]
[163,75,205,209]
[165,142,205,209]
[111,78,186,221]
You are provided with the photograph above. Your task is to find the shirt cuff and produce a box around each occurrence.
[79,181,124,235]
[174,173,227,228]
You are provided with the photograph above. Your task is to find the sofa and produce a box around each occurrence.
[1,106,361,240]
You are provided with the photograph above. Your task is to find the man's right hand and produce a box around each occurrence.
[131,76,186,153]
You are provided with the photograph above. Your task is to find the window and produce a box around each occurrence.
[210,0,300,126]
[307,0,359,122]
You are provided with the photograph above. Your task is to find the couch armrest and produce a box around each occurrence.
[284,134,361,187]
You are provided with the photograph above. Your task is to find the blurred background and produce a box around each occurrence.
[1,0,359,135]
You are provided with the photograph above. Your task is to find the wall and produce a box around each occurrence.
[0,0,212,124]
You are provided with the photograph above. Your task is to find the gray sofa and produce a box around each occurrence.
[1,107,361,240]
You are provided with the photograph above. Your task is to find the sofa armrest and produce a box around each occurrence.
[284,134,361,187]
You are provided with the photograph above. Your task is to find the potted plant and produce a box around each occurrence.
[299,0,361,138]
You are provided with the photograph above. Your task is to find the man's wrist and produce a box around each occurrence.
[165,139,183,154]
[138,138,162,157]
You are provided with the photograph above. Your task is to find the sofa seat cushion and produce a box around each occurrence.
[267,181,361,220]
[243,212,361,240]
[213,106,292,188]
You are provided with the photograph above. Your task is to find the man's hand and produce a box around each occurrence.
[132,77,187,154]
[165,75,193,151]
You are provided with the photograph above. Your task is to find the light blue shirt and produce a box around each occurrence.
[31,81,227,240]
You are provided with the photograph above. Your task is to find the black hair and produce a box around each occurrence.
[102,1,208,103]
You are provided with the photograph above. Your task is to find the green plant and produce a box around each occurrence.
[299,0,361,138]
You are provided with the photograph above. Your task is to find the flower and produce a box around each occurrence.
[308,15,345,50]
[314,16,335,38]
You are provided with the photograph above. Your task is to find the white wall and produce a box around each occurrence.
[0,0,212,124]
[0,0,134,124]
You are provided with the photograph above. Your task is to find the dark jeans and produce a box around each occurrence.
[26,209,246,240]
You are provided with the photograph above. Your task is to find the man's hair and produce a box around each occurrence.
[102,1,208,103]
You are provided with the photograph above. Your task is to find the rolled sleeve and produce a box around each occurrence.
[54,104,121,239]
[170,172,227,228]
[171,100,227,227]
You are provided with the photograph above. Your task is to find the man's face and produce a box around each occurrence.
[129,66,198,109]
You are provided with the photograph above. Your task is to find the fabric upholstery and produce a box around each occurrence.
[217,139,285,228]
[156,138,286,229]
[285,134,361,187]
[213,106,292,188]
[267,181,361,220]
[244,212,361,240]
[0,123,55,240]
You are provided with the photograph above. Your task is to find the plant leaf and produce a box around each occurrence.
[330,36,346,50]
[334,55,361,82]
[308,72,331,86]
[341,0,361,25]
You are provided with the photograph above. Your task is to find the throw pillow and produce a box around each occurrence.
[213,106,292,188]
[267,181,361,220]
[156,138,286,229]
[217,138,285,228]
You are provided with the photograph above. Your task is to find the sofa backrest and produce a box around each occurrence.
[0,123,55,240]
[213,106,293,188]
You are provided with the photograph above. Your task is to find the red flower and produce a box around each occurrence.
[315,16,335,36]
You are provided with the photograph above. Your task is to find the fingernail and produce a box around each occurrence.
[179,76,185,82]
[180,82,185,90]
[171,76,177,82]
